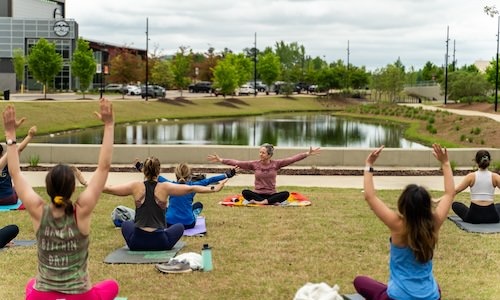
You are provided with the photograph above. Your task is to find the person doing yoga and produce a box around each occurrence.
[452,150,500,224]
[3,99,119,300]
[353,144,454,300]
[208,143,320,205]
[102,157,228,251]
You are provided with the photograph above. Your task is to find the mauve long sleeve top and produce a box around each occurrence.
[221,152,308,194]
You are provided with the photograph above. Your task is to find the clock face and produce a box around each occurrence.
[53,20,70,37]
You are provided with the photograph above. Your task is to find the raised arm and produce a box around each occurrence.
[433,144,455,227]
[163,179,228,196]
[3,107,44,226]
[208,153,254,169]
[75,98,114,219]
[363,145,401,230]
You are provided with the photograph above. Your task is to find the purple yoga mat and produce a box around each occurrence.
[183,217,206,236]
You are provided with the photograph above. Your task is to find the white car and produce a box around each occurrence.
[237,85,255,96]
[123,85,141,95]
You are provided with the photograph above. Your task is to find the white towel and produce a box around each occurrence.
[294,282,343,300]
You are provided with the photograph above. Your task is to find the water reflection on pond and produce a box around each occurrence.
[32,114,427,148]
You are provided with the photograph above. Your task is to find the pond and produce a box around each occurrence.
[31,113,427,148]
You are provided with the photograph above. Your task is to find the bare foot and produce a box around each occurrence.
[71,166,88,186]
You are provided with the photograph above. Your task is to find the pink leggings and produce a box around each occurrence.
[25,278,119,300]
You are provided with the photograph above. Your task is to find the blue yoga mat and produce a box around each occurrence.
[183,216,206,236]
[0,199,22,211]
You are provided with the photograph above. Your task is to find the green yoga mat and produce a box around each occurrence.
[104,241,185,264]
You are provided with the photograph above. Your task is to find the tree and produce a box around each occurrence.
[274,41,307,93]
[257,52,280,94]
[484,5,498,17]
[212,53,252,97]
[150,59,173,90]
[12,48,25,93]
[421,61,443,82]
[447,71,491,104]
[27,38,63,99]
[370,62,406,101]
[71,38,96,99]
[212,59,239,97]
[485,57,499,89]
[226,53,253,87]
[171,46,192,96]
[108,48,143,99]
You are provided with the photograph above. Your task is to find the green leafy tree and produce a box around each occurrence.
[151,59,173,89]
[12,48,25,92]
[485,57,499,90]
[226,53,253,87]
[212,59,239,97]
[257,51,280,94]
[212,53,252,97]
[421,61,443,82]
[27,38,63,99]
[171,46,193,96]
[275,41,306,94]
[446,71,491,104]
[370,61,406,101]
[71,38,96,99]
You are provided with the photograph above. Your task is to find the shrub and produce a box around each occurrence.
[29,154,40,167]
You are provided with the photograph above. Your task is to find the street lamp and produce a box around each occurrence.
[145,17,149,101]
[495,16,499,112]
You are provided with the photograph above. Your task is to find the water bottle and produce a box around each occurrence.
[201,243,213,272]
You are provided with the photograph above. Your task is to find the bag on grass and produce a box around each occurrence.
[111,205,135,227]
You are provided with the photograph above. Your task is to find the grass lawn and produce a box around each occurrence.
[1,186,499,299]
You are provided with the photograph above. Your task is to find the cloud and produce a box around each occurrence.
[67,0,498,70]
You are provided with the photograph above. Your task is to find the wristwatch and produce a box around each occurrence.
[364,166,374,173]
[6,139,16,145]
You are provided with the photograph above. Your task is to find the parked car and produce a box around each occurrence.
[237,84,256,96]
[188,81,213,93]
[141,85,166,98]
[119,85,141,95]
[308,85,318,93]
[248,81,267,92]
[100,83,124,93]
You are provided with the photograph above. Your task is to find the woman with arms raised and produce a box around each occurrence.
[3,99,119,300]
[353,144,454,300]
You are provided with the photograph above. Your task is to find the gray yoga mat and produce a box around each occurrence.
[104,241,185,264]
[448,215,500,233]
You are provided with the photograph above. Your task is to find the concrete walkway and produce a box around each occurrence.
[20,170,483,193]
[401,103,500,122]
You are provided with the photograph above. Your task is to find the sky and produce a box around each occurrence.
[66,0,499,71]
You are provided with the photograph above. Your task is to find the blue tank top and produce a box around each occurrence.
[387,241,439,300]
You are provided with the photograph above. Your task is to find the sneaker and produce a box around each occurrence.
[193,207,203,218]
[156,260,192,274]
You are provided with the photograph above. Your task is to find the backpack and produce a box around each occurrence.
[111,205,135,227]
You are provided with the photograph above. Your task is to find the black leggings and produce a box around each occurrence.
[0,224,19,248]
[452,202,500,224]
[242,190,289,205]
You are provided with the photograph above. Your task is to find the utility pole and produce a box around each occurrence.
[444,26,449,105]
[254,32,257,97]
[346,40,350,90]
[495,16,499,112]
[145,17,149,101]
